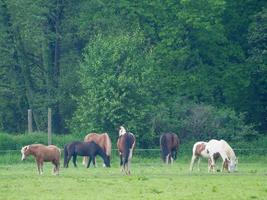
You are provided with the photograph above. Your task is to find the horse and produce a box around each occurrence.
[21,144,61,175]
[206,139,238,172]
[160,133,180,164]
[189,141,221,172]
[82,133,112,167]
[117,126,136,175]
[64,141,110,168]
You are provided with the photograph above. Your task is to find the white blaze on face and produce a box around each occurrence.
[21,146,29,160]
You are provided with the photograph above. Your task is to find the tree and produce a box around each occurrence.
[71,31,158,147]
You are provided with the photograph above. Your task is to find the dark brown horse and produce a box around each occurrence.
[64,141,110,168]
[117,126,136,175]
[82,133,112,167]
[160,133,180,164]
[21,144,61,175]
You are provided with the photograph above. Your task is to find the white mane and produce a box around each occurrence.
[119,126,127,136]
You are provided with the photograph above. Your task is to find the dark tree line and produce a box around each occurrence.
[0,0,266,147]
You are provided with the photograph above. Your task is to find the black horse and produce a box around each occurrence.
[160,133,180,164]
[64,141,110,168]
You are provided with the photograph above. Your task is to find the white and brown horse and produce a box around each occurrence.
[189,141,209,171]
[82,133,112,167]
[206,139,238,172]
[117,126,136,175]
[160,133,180,164]
[189,141,221,172]
[21,144,61,175]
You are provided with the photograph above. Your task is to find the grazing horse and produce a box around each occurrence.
[160,133,180,164]
[21,144,61,175]
[117,126,136,175]
[64,141,110,168]
[206,139,238,172]
[189,141,220,172]
[82,133,112,167]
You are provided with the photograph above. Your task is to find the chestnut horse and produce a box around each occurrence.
[82,133,112,167]
[64,141,110,168]
[21,144,61,175]
[160,133,180,164]
[117,126,136,175]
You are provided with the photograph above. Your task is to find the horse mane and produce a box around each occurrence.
[220,140,236,159]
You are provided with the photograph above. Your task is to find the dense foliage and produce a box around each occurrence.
[0,0,266,147]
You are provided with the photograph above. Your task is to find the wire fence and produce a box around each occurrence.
[0,148,266,165]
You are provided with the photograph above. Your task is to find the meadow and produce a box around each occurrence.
[0,151,266,200]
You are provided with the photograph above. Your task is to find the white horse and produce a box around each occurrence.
[206,139,238,172]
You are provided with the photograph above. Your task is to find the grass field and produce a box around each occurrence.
[0,154,266,200]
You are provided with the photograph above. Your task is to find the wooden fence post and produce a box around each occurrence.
[28,109,32,133]
[48,108,52,145]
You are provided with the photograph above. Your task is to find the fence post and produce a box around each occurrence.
[28,109,32,133]
[48,108,52,145]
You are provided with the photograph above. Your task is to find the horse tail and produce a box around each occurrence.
[160,134,169,161]
[63,144,68,167]
[123,133,135,166]
[103,133,112,157]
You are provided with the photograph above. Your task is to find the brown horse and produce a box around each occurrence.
[82,133,112,167]
[160,133,180,164]
[21,144,61,175]
[117,126,136,175]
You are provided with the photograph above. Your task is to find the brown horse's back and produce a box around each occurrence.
[84,133,112,156]
[30,144,60,162]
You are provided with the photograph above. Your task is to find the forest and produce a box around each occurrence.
[0,0,266,147]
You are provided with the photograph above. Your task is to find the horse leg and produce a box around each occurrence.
[87,157,92,168]
[189,155,196,172]
[165,154,170,164]
[120,154,124,173]
[65,155,72,168]
[40,161,44,175]
[73,154,77,167]
[52,160,59,175]
[209,155,216,173]
[170,157,174,165]
[83,156,88,166]
[36,159,41,175]
[197,157,201,171]
[92,156,96,167]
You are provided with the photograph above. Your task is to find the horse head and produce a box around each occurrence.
[104,155,111,167]
[228,157,238,172]
[119,126,127,136]
[21,145,30,160]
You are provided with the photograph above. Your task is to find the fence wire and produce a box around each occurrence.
[0,148,266,165]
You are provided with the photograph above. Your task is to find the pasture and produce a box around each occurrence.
[0,151,266,200]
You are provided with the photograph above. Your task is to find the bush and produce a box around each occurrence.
[0,133,17,150]
[151,101,259,142]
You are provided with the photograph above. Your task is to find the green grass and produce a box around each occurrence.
[0,155,266,200]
